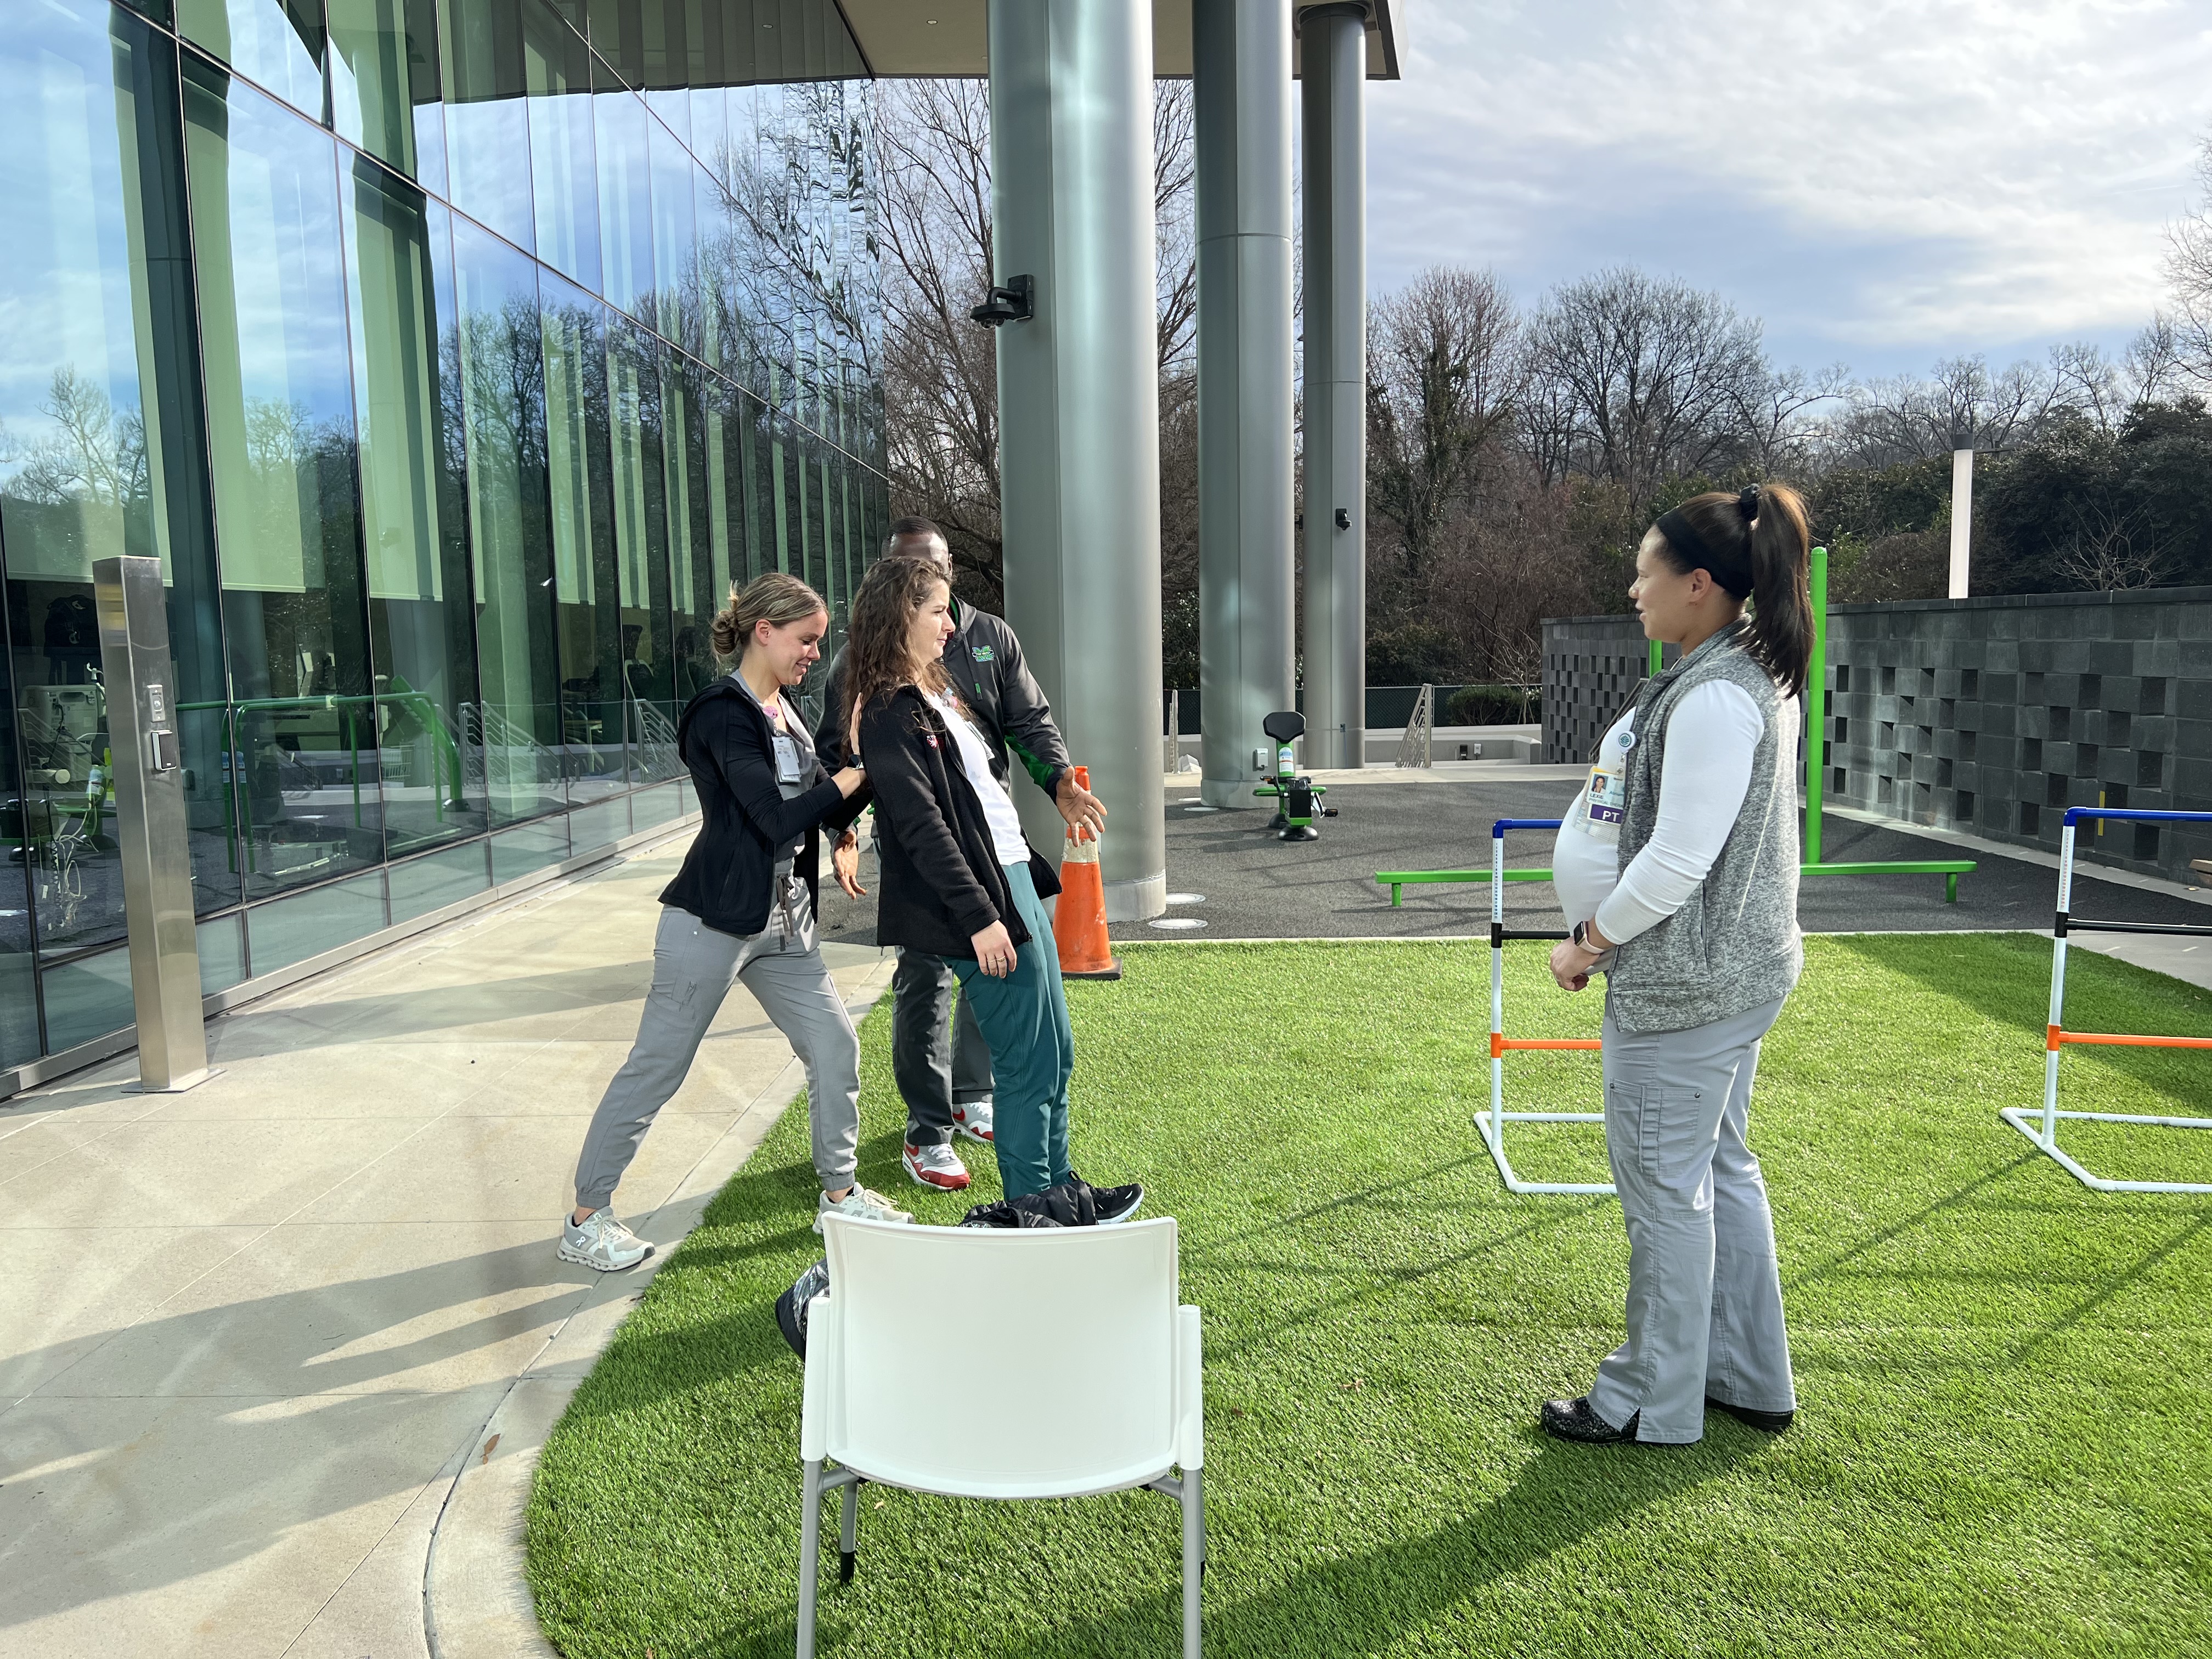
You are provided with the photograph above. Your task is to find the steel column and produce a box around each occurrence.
[93,555,213,1092]
[989,0,1168,920]
[1299,3,1368,769]
[1194,0,1296,808]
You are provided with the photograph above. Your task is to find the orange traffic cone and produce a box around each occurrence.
[1053,765,1122,981]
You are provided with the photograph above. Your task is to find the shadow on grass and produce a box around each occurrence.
[976,1432,1760,1659]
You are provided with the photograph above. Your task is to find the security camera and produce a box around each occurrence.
[969,274,1035,328]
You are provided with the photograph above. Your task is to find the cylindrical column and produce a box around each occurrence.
[1300,3,1368,769]
[1949,447,1974,599]
[989,0,1167,921]
[1194,0,1296,808]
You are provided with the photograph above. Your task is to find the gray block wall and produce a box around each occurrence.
[1541,589,2212,887]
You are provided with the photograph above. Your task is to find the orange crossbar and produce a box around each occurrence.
[2053,1028,2212,1051]
[1493,1036,1603,1055]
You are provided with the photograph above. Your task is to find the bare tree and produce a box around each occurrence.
[1833,354,2055,465]
[2056,499,2177,591]
[1522,268,1769,506]
[2166,133,2212,387]
[1365,266,1521,588]
[875,80,1198,616]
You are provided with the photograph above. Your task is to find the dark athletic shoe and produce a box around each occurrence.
[1070,1171,1144,1225]
[1539,1396,1639,1444]
[1707,1396,1794,1433]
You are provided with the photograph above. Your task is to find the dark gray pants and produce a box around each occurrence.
[572,901,861,1211]
[890,949,995,1147]
[1587,994,1796,1444]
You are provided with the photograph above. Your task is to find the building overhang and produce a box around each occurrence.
[836,1,1402,81]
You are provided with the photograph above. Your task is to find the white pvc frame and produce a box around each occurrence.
[1997,814,2212,1194]
[1471,824,1613,1197]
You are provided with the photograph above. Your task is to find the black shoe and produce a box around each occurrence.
[1070,1170,1144,1225]
[1706,1396,1793,1433]
[1539,1396,1639,1444]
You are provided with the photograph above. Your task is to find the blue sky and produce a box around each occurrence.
[1361,0,2212,380]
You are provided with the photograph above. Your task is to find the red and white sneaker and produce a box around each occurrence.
[951,1097,995,1144]
[901,1141,972,1190]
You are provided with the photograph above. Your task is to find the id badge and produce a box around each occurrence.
[1581,725,1633,845]
[773,733,802,785]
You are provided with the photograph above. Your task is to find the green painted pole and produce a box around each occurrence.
[1647,637,1661,676]
[1806,545,1827,866]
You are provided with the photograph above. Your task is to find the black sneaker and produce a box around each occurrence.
[1539,1396,1640,1444]
[1071,1171,1144,1225]
[1706,1396,1794,1433]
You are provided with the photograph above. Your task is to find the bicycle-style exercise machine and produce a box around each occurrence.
[1252,710,1336,842]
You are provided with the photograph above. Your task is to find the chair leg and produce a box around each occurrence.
[839,1477,860,1583]
[1181,1466,1204,1658]
[798,1459,825,1659]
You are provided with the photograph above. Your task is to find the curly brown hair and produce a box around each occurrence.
[840,556,952,739]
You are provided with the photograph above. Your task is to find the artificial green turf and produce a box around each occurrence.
[526,935,2212,1658]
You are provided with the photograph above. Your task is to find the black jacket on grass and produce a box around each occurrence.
[659,677,868,938]
[857,684,1061,961]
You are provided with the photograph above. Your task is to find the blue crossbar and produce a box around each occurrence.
[1491,817,1565,838]
[2063,807,2212,827]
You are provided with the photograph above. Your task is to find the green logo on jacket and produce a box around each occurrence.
[970,645,995,663]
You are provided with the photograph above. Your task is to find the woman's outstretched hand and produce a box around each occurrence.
[832,830,866,898]
[971,921,1018,977]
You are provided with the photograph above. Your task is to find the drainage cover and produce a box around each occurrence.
[1148,917,1207,930]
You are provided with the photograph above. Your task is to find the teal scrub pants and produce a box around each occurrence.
[950,861,1073,1198]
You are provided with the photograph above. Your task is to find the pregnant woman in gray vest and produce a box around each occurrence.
[1541,482,1814,1446]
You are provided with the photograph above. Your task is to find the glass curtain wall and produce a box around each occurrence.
[0,0,884,1070]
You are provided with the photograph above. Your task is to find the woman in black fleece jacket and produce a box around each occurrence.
[558,575,911,1273]
[845,556,1139,1218]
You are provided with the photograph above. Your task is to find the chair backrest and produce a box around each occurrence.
[808,1216,1182,1499]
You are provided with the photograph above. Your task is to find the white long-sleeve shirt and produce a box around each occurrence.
[1550,680,1773,946]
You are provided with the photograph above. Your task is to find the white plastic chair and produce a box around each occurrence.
[799,1214,1204,1657]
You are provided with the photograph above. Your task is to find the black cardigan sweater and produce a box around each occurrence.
[660,678,868,937]
[857,685,1061,960]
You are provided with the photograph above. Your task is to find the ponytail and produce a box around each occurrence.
[1743,482,1813,698]
[1647,482,1813,697]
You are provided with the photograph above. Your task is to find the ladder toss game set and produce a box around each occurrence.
[1477,808,2212,1200]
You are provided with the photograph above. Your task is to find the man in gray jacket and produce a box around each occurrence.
[816,517,1106,1192]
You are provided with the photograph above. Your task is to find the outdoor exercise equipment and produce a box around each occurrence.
[1999,806,2212,1194]
[1473,817,1612,1197]
[1376,546,1976,903]
[1252,710,1335,841]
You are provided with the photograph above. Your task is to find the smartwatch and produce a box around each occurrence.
[1572,921,1594,951]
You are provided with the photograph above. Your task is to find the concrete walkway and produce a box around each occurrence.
[0,830,894,1658]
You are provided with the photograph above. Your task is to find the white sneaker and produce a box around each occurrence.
[557,1207,654,1272]
[816,1183,915,1232]
[951,1096,995,1144]
[902,1141,972,1190]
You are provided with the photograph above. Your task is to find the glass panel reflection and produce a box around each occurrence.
[522,0,599,294]
[176,0,329,121]
[327,0,447,193]
[339,159,490,857]
[184,59,382,900]
[2,2,219,961]
[539,272,627,803]
[441,0,534,252]
[452,216,563,824]
[593,75,652,323]
[604,319,677,779]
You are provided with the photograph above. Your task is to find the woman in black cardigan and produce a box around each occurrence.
[844,556,1139,1217]
[559,574,911,1272]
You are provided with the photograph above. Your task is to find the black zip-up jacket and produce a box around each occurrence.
[659,678,867,937]
[816,599,1070,798]
[859,685,1062,960]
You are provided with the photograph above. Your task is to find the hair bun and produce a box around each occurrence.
[1737,484,1762,520]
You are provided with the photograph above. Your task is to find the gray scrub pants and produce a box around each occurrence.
[890,950,995,1147]
[1586,994,1796,1444]
[572,898,861,1211]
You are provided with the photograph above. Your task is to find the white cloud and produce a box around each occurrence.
[1369,0,2212,368]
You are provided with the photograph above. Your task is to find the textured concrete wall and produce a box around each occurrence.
[1542,589,2212,885]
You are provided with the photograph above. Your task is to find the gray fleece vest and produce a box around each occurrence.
[1606,622,1803,1036]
